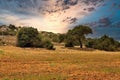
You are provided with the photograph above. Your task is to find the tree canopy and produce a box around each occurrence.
[65,25,92,48]
[17,27,41,47]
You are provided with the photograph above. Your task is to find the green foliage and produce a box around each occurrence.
[17,27,42,47]
[40,31,66,43]
[32,34,43,48]
[85,38,98,48]
[65,30,74,47]
[58,34,66,43]
[40,31,59,43]
[8,24,18,31]
[86,35,120,51]
[65,41,74,47]
[65,25,92,48]
[17,27,55,50]
[42,38,55,50]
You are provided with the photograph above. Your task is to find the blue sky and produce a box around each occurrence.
[78,0,120,40]
[79,0,120,23]
[0,0,120,40]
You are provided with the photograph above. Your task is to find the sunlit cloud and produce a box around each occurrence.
[0,0,105,33]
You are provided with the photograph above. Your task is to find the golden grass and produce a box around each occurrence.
[0,45,120,80]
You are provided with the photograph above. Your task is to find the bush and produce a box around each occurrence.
[85,38,98,48]
[32,34,43,48]
[65,41,74,47]
[17,27,55,50]
[85,35,120,51]
[17,27,42,47]
[42,38,55,50]
[58,34,65,43]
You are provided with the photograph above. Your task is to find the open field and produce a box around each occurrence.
[0,45,120,80]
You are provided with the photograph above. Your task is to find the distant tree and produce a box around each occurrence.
[40,31,59,42]
[66,25,92,48]
[8,24,17,31]
[86,35,120,51]
[0,24,18,36]
[58,34,66,43]
[17,27,42,47]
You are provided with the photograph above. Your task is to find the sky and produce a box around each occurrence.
[0,0,120,39]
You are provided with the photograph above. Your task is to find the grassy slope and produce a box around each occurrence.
[0,45,120,80]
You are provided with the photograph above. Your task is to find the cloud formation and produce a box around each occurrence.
[0,0,104,33]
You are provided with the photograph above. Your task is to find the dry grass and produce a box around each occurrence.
[0,45,120,80]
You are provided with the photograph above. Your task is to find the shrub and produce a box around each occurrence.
[65,41,74,47]
[32,34,43,48]
[58,34,65,43]
[17,27,55,50]
[17,27,42,47]
[86,39,95,48]
[42,38,55,50]
[85,35,120,51]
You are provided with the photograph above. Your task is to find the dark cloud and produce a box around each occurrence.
[1,0,116,34]
[99,17,111,26]
[62,17,77,24]
[63,0,78,6]
[88,7,95,12]
[82,0,104,5]
[0,0,104,16]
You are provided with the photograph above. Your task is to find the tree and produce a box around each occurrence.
[58,34,65,43]
[65,30,75,47]
[17,27,55,50]
[42,38,55,50]
[85,35,120,51]
[8,24,17,31]
[66,25,92,48]
[17,27,42,47]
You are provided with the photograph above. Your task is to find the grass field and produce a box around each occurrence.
[0,45,120,80]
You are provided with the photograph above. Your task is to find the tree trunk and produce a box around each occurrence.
[78,38,83,48]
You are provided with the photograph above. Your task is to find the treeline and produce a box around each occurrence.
[0,24,120,51]
[86,35,120,51]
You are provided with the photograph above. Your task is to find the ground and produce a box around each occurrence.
[0,45,120,80]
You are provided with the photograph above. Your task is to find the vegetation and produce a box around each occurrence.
[58,34,66,43]
[0,24,18,36]
[17,27,41,47]
[40,31,59,43]
[65,41,74,47]
[86,35,120,51]
[17,27,55,50]
[65,25,92,48]
[0,24,120,51]
[42,38,55,50]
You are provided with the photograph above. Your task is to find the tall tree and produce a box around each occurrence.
[67,25,92,48]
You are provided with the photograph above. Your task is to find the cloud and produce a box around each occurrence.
[0,0,105,33]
